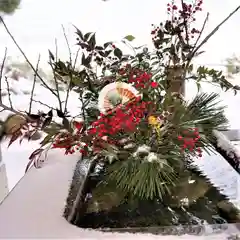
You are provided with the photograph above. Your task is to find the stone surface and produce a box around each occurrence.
[0,163,9,203]
[221,130,240,141]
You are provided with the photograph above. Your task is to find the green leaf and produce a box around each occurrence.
[88,33,96,50]
[114,48,123,59]
[48,50,55,61]
[104,42,112,49]
[124,35,135,41]
[81,53,92,67]
[84,32,93,42]
[73,25,84,40]
[40,134,54,147]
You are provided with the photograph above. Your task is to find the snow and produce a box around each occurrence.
[0,146,239,239]
[0,69,81,191]
[0,64,240,238]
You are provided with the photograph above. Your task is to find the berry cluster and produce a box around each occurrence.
[128,71,158,89]
[178,127,202,157]
[118,67,158,89]
[167,0,203,17]
[151,0,203,44]
[88,98,150,139]
[52,131,87,155]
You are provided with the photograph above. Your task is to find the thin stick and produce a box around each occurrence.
[0,48,7,103]
[50,39,62,112]
[62,25,73,113]
[29,55,41,114]
[5,76,13,109]
[192,13,209,53]
[0,16,57,97]
[73,47,80,70]
[190,6,240,60]
[62,25,72,64]
[32,99,56,110]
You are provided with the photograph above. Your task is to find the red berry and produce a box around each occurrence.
[178,135,183,140]
[150,82,158,88]
[172,5,178,10]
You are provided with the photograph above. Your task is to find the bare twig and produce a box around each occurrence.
[0,48,7,103]
[0,16,57,97]
[53,39,62,112]
[0,53,25,116]
[29,55,41,114]
[62,25,72,64]
[192,13,209,53]
[5,76,13,109]
[48,39,62,112]
[62,25,73,113]
[73,47,81,70]
[190,5,240,60]
[32,99,56,110]
[79,92,86,123]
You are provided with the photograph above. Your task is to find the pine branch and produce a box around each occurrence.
[106,156,178,200]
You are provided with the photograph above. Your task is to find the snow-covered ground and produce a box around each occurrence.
[0,62,239,239]
[0,66,81,192]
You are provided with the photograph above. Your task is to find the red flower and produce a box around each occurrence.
[150,82,158,88]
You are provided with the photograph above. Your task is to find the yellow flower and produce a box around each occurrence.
[148,116,159,126]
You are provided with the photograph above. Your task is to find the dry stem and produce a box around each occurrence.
[0,16,57,97]
[29,55,41,114]
[62,25,73,114]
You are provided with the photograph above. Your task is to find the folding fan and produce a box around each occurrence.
[98,82,140,114]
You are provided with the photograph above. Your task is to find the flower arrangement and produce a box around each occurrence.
[0,0,240,225]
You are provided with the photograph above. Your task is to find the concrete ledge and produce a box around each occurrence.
[0,149,239,239]
[220,129,240,141]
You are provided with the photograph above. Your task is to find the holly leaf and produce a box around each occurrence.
[88,33,96,50]
[73,25,84,40]
[124,35,135,41]
[95,46,104,51]
[104,42,112,49]
[84,32,93,42]
[82,53,92,67]
[77,42,89,49]
[48,50,55,61]
[114,48,123,59]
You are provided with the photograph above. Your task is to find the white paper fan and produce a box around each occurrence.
[98,82,140,114]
